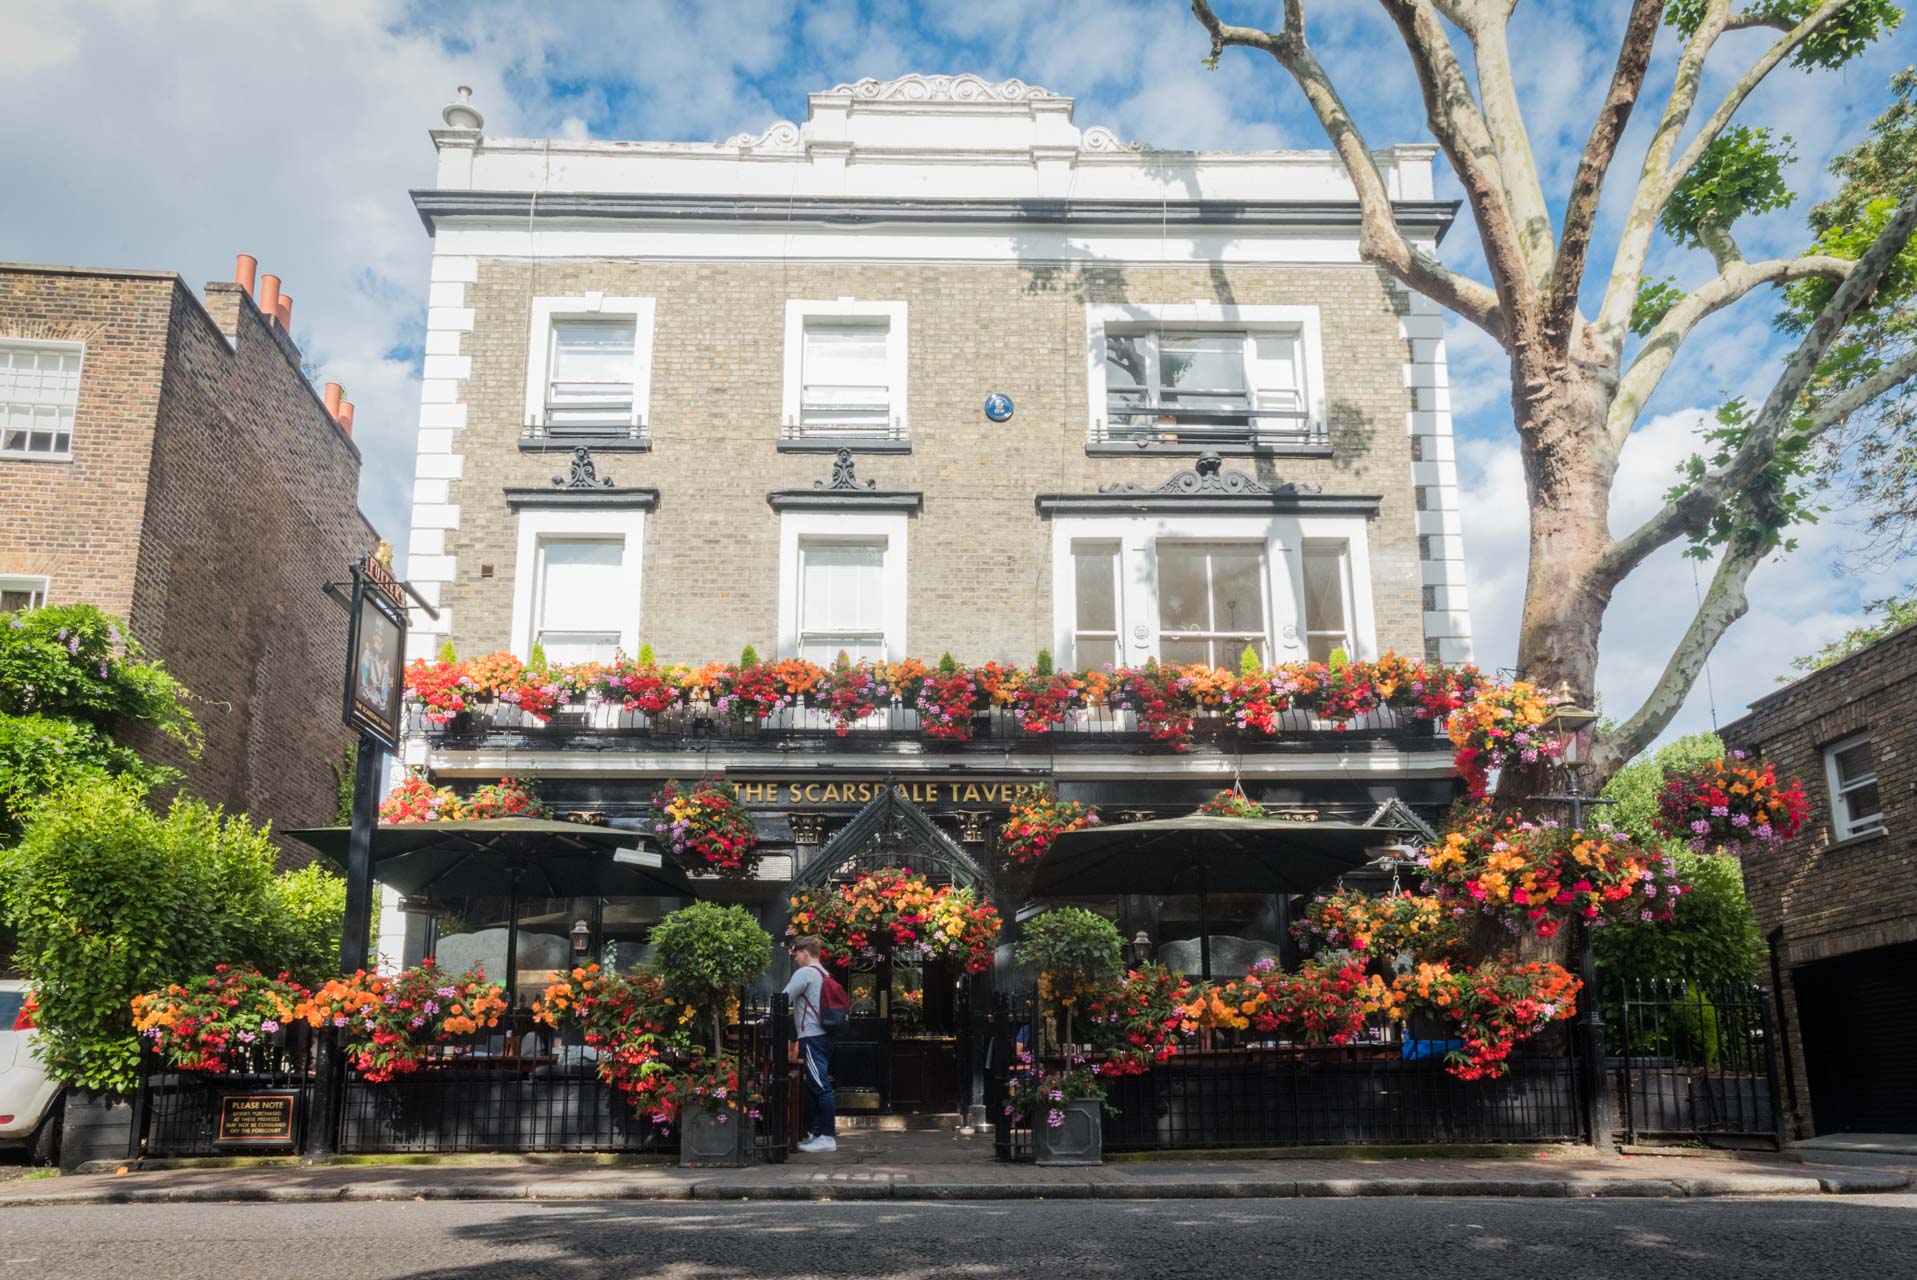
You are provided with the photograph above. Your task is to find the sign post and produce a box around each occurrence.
[307,549,414,1158]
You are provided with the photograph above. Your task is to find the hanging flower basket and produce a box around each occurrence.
[1654,753,1809,855]
[787,867,1001,974]
[650,778,760,878]
[998,786,1100,868]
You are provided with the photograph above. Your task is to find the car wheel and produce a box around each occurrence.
[28,1111,61,1168]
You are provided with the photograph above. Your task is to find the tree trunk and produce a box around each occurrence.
[1511,349,1619,717]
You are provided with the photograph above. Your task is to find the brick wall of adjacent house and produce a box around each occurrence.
[436,259,1424,665]
[1720,625,1917,1134]
[0,265,375,854]
[0,268,173,618]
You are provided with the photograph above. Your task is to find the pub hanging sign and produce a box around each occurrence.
[342,547,409,753]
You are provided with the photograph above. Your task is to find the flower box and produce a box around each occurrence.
[679,1103,752,1168]
[1032,1097,1103,1166]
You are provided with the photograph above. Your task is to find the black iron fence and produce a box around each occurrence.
[1610,979,1782,1146]
[134,996,792,1161]
[132,1023,318,1160]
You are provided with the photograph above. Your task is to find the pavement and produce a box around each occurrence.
[1,1129,1911,1206]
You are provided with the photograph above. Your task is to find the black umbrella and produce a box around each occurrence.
[1030,816,1397,978]
[287,818,697,1003]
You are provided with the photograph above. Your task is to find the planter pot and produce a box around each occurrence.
[1032,1096,1103,1166]
[679,1104,752,1168]
[60,1089,133,1173]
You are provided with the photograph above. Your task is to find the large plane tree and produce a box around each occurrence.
[1190,0,1916,781]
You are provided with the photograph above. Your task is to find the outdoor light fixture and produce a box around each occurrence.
[570,919,591,955]
[1542,684,1600,767]
[1126,930,1154,967]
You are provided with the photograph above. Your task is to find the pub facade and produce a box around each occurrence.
[382,76,1472,1124]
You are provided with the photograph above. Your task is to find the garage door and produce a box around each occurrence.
[1793,941,1917,1134]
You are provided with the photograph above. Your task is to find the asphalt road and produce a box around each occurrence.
[1,1195,1914,1280]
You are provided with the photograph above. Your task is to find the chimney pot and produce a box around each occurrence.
[256,274,282,323]
[323,382,343,417]
[338,401,355,436]
[276,293,293,330]
[233,254,257,297]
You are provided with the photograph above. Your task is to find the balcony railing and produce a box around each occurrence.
[1090,406,1327,452]
[409,698,1444,752]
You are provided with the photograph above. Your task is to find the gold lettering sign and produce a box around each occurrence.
[214,1092,299,1147]
[728,780,1038,808]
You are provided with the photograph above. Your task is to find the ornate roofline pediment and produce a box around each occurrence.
[1035,452,1379,517]
[795,787,992,890]
[822,74,1065,104]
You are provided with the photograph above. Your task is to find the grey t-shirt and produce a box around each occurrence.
[783,963,825,1039]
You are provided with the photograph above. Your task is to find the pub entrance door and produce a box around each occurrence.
[789,789,993,1118]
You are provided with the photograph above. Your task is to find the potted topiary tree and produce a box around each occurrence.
[1015,907,1124,1165]
[650,902,773,1167]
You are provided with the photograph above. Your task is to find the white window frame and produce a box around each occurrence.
[0,573,51,612]
[1153,540,1272,669]
[1084,303,1325,443]
[1069,540,1124,669]
[522,294,655,431]
[1823,733,1885,841]
[509,508,646,661]
[1050,514,1377,669]
[781,299,909,438]
[778,510,908,662]
[0,338,84,461]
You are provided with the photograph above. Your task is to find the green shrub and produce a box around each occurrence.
[437,640,458,664]
[739,644,760,669]
[0,779,282,1092]
[1239,644,1261,676]
[638,643,656,667]
[1035,649,1054,677]
[938,652,958,675]
[261,863,349,988]
[650,902,772,1056]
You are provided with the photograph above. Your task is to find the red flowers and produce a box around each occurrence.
[650,778,760,878]
[1654,754,1809,855]
[997,786,1100,868]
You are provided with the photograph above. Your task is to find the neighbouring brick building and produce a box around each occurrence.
[385,77,1475,1120]
[1722,625,1917,1136]
[0,260,378,842]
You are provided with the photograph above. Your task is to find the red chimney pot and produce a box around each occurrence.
[337,401,355,436]
[323,382,343,417]
[256,274,281,323]
[275,293,292,330]
[233,254,257,297]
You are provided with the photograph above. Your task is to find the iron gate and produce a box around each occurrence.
[1612,979,1783,1146]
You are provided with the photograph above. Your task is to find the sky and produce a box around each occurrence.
[1,0,1911,745]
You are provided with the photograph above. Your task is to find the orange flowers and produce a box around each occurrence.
[295,960,505,1082]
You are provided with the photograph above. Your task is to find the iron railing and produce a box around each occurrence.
[132,1023,318,1160]
[1610,978,1782,1146]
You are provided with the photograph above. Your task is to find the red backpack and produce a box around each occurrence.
[804,963,851,1035]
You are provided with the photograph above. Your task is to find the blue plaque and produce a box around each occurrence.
[983,393,1014,423]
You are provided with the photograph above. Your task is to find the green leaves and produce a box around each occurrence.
[650,902,772,1053]
[1662,127,1796,251]
[1017,906,1124,1000]
[0,603,197,749]
[1666,1,1901,69]
[1790,590,1917,672]
[1666,398,1822,557]
[1631,276,1687,337]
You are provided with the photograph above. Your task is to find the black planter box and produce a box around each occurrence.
[60,1090,133,1172]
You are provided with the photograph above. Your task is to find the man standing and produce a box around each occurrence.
[783,936,837,1154]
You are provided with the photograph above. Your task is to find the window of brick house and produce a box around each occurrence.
[1,341,82,459]
[1824,733,1885,840]
[0,574,49,613]
[1099,327,1307,448]
[546,319,638,429]
[1301,540,1354,662]
[797,540,887,664]
[1156,542,1268,668]
[1071,543,1122,669]
[531,537,626,664]
[781,300,908,444]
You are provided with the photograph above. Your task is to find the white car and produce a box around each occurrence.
[0,981,61,1165]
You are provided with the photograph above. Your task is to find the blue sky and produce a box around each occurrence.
[1,1,1911,740]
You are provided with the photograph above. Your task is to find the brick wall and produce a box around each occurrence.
[0,268,173,617]
[1720,625,1917,1132]
[438,259,1424,664]
[0,265,375,855]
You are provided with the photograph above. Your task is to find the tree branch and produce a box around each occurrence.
[1809,347,1917,432]
[1376,0,1539,334]
[1598,191,1917,586]
[1439,0,1558,288]
[1191,0,1507,339]
[1595,535,1766,774]
[1541,0,1666,350]
[1606,255,1856,447]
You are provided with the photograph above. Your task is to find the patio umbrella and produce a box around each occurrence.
[1029,816,1398,979]
[286,818,697,1003]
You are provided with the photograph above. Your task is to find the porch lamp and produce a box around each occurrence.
[570,919,592,956]
[1126,931,1154,968]
[1533,688,1616,1152]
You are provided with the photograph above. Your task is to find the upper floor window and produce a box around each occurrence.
[522,296,654,444]
[1156,541,1268,668]
[797,540,887,664]
[1824,733,1884,841]
[782,300,908,445]
[1,340,82,460]
[1086,305,1325,454]
[1071,543,1122,669]
[0,574,49,613]
[547,319,638,428]
[532,537,626,664]
[1301,540,1354,662]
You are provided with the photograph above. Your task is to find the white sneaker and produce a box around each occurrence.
[797,1135,838,1154]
